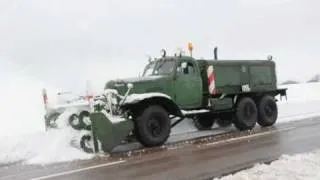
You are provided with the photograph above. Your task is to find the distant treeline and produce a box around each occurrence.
[281,80,299,85]
[307,74,320,83]
[280,74,320,85]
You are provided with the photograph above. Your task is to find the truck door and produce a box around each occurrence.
[173,60,202,108]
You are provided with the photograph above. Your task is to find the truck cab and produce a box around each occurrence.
[141,55,203,109]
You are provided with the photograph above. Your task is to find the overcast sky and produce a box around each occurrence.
[0,0,319,92]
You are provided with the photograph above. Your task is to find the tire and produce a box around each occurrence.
[257,95,278,127]
[233,97,258,131]
[135,105,171,147]
[193,114,215,130]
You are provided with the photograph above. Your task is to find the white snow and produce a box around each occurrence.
[182,109,210,115]
[101,110,126,123]
[0,73,59,137]
[0,128,94,165]
[123,92,171,104]
[276,83,320,123]
[214,149,320,180]
[0,109,94,165]
[0,69,95,165]
[113,75,164,84]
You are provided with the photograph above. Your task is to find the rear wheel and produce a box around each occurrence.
[135,105,171,147]
[257,95,278,127]
[233,97,258,131]
[193,114,215,130]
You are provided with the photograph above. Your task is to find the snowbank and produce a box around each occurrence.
[279,82,320,102]
[0,72,60,136]
[215,149,320,180]
[0,109,94,165]
[0,127,94,165]
[0,66,95,165]
[276,83,320,123]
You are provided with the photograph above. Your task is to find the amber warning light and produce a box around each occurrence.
[188,42,193,57]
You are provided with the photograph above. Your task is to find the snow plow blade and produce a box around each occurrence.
[91,112,134,153]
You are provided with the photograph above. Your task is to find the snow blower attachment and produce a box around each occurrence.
[89,112,133,153]
[42,84,136,154]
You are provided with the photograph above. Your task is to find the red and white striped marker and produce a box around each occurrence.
[42,88,48,112]
[85,80,98,154]
[207,65,217,95]
[86,80,94,113]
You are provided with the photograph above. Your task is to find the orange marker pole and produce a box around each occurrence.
[42,88,48,112]
[188,42,193,57]
[85,80,98,153]
[42,88,49,131]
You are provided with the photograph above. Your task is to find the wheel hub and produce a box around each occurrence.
[148,118,162,137]
[244,104,254,118]
[264,103,275,117]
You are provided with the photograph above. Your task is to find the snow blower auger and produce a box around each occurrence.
[41,84,136,154]
[42,89,94,131]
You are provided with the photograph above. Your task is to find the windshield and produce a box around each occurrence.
[142,61,156,76]
[142,59,175,76]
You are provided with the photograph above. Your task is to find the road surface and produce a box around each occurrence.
[1,117,320,180]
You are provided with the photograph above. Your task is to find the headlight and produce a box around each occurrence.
[104,89,118,95]
[127,83,134,89]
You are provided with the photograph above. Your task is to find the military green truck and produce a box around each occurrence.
[43,47,287,153]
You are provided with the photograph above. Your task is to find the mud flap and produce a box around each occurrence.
[90,112,134,153]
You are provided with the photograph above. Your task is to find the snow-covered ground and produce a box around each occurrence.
[0,127,94,165]
[277,83,320,123]
[1,81,320,166]
[215,149,320,180]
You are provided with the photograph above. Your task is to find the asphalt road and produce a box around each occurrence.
[2,117,320,180]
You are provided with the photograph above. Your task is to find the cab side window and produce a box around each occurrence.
[177,62,195,75]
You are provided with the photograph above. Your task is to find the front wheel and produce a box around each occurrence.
[135,105,171,147]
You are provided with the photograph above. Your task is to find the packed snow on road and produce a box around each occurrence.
[215,149,320,180]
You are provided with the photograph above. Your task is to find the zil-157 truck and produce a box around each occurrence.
[43,46,287,153]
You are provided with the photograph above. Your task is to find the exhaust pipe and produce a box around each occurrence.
[214,47,218,60]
